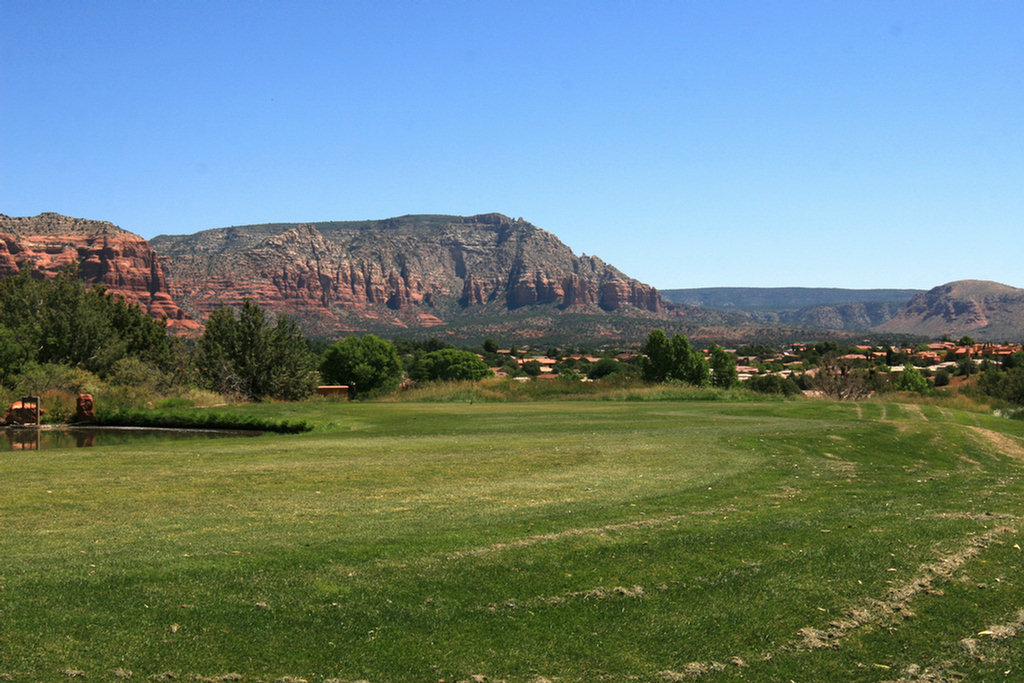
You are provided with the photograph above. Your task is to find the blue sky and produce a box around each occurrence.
[2,1,1022,290]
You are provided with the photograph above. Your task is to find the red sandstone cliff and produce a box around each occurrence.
[0,213,199,332]
[151,213,666,336]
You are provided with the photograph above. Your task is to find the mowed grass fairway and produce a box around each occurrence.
[3,399,1024,682]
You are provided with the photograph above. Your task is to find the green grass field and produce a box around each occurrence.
[2,398,1024,682]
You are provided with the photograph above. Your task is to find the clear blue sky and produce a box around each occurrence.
[3,1,1022,290]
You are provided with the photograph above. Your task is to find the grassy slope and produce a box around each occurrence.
[1,399,1023,682]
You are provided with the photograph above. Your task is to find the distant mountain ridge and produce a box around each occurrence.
[5,212,1022,343]
[661,287,921,332]
[151,213,680,338]
[661,287,922,311]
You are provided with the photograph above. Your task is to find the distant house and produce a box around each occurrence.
[316,385,349,399]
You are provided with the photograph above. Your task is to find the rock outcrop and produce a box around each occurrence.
[0,213,199,332]
[151,213,665,336]
[874,280,1024,340]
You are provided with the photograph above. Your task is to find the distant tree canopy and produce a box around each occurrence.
[587,357,624,380]
[0,263,175,383]
[319,334,403,398]
[198,299,318,401]
[521,360,544,377]
[746,373,801,396]
[977,365,1024,405]
[814,354,875,400]
[409,348,491,382]
[640,329,709,385]
[894,363,930,394]
[708,343,738,388]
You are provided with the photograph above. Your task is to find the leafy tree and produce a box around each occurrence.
[956,356,978,377]
[640,329,674,382]
[640,329,710,385]
[587,357,623,380]
[0,263,175,378]
[708,343,738,388]
[409,348,491,382]
[107,357,170,391]
[746,374,801,396]
[0,323,30,384]
[894,363,930,394]
[669,334,709,385]
[482,337,499,354]
[979,367,1024,405]
[319,334,403,397]
[266,315,320,400]
[1004,351,1024,370]
[198,305,243,395]
[735,343,776,358]
[521,360,543,377]
[198,299,317,400]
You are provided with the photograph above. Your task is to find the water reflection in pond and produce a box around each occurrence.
[3,427,261,451]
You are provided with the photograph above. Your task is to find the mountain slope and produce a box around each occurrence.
[0,212,198,332]
[151,213,669,338]
[660,287,921,332]
[874,280,1024,340]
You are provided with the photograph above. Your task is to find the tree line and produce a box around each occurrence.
[3,269,1024,410]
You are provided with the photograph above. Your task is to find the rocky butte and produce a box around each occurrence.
[151,213,668,337]
[874,280,1024,341]
[0,212,199,333]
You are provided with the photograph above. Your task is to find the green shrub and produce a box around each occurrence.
[10,362,100,396]
[409,349,491,382]
[39,389,76,424]
[895,363,930,394]
[587,358,623,380]
[746,374,801,396]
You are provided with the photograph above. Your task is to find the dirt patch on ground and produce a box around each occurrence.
[483,583,648,612]
[792,525,1015,651]
[879,662,967,682]
[448,515,688,559]
[767,485,801,499]
[965,426,1024,462]
[823,452,857,477]
[658,661,734,680]
[981,607,1024,640]
[930,511,1023,522]
[664,526,1016,679]
[878,608,1024,682]
[902,404,929,422]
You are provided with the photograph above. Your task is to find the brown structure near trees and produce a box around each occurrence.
[76,393,96,422]
[4,397,41,425]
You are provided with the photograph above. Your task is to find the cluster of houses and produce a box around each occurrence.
[467,340,1023,384]
[490,351,620,380]
[736,341,1022,381]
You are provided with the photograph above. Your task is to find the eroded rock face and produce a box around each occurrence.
[152,213,664,336]
[874,280,1024,340]
[0,213,199,332]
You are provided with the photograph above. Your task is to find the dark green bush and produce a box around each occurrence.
[746,374,802,396]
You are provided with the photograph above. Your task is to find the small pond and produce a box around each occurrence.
[3,426,262,451]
